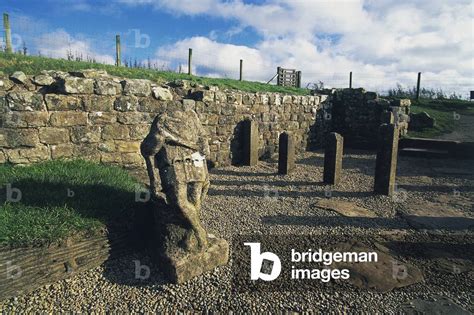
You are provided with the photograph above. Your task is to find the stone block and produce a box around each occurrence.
[163,236,229,283]
[101,153,122,164]
[191,90,215,102]
[98,141,116,153]
[10,71,28,84]
[121,153,143,165]
[137,98,166,113]
[88,112,117,125]
[94,80,121,95]
[115,140,140,153]
[83,95,114,111]
[102,125,130,140]
[152,86,173,100]
[409,112,435,131]
[59,77,94,94]
[278,132,295,175]
[50,112,88,127]
[215,91,226,104]
[269,94,281,105]
[242,94,256,105]
[6,92,45,111]
[6,145,50,164]
[45,94,83,111]
[149,199,230,284]
[1,128,39,148]
[374,124,399,196]
[282,95,293,104]
[121,79,151,97]
[73,145,101,162]
[129,124,150,140]
[227,93,242,105]
[1,112,49,128]
[51,143,74,159]
[117,112,153,125]
[323,132,344,185]
[114,96,138,112]
[32,74,55,86]
[71,126,102,144]
[70,69,108,79]
[39,127,70,144]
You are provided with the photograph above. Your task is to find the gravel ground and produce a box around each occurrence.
[1,150,473,313]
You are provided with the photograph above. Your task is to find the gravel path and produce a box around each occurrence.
[1,150,473,313]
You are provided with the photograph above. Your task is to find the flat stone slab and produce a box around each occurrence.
[398,296,471,315]
[315,199,376,217]
[402,201,474,230]
[432,167,474,176]
[163,236,229,284]
[334,241,424,293]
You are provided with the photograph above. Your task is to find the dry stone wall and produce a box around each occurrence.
[329,88,410,148]
[0,69,328,167]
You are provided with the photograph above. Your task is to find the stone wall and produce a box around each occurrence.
[0,70,328,167]
[329,88,410,148]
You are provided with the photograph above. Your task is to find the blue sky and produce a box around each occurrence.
[0,0,261,60]
[1,0,473,95]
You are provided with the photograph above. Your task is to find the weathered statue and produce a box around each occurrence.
[140,101,228,283]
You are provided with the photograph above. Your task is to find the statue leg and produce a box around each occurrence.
[188,177,209,216]
[144,155,160,199]
[168,182,208,249]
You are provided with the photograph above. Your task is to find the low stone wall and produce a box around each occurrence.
[0,70,327,167]
[0,228,135,301]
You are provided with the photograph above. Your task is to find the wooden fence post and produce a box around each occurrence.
[115,35,121,67]
[416,72,421,100]
[188,48,193,75]
[349,71,353,89]
[239,59,243,81]
[3,13,12,53]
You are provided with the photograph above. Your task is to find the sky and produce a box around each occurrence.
[1,0,473,96]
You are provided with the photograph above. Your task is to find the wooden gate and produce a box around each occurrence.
[277,67,302,88]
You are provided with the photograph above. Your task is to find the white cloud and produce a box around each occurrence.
[34,29,115,65]
[16,0,469,96]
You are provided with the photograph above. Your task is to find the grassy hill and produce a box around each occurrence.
[0,52,310,95]
[408,98,474,139]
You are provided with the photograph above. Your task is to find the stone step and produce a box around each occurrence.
[399,147,450,159]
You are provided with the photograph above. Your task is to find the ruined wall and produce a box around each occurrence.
[329,88,410,148]
[0,70,328,167]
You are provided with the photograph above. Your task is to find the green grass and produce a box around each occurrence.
[0,52,310,95]
[407,98,474,138]
[0,160,141,247]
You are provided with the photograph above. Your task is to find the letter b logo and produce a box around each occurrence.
[244,242,281,281]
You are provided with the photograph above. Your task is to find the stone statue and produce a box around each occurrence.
[140,101,228,283]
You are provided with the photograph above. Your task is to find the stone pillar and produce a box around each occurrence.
[381,111,394,124]
[323,132,344,185]
[374,123,399,196]
[242,119,258,166]
[278,132,295,175]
